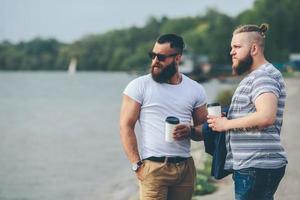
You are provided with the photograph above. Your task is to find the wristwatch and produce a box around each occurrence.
[131,160,143,172]
[190,126,196,137]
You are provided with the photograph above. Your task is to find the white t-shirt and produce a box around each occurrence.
[123,74,207,159]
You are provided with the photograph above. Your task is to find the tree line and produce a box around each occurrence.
[0,0,299,71]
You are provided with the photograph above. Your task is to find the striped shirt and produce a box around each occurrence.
[224,63,288,170]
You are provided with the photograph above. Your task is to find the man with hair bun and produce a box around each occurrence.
[208,24,287,200]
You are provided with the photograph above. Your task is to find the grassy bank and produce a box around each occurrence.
[193,156,217,197]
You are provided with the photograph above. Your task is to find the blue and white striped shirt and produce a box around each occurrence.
[224,63,288,170]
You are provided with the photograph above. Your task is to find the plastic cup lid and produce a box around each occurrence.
[207,103,220,107]
[165,116,179,124]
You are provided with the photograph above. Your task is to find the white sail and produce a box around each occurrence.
[68,58,77,74]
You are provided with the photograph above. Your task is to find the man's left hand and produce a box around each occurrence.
[207,115,229,132]
[173,124,191,140]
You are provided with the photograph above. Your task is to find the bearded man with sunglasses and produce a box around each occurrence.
[119,33,208,200]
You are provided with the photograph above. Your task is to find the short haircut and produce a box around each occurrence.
[233,23,269,48]
[156,33,185,54]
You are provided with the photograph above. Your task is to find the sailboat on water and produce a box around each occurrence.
[68,58,77,74]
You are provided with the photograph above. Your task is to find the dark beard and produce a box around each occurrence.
[234,52,253,75]
[151,61,177,83]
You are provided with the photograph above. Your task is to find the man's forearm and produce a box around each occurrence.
[120,127,140,163]
[191,104,208,141]
[227,111,275,130]
[191,125,204,141]
[226,92,277,131]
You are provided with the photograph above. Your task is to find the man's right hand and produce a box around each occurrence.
[135,164,145,181]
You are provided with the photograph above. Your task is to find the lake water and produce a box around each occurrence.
[0,72,231,200]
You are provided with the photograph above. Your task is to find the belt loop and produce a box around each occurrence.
[164,157,168,164]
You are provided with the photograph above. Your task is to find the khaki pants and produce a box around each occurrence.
[138,157,196,200]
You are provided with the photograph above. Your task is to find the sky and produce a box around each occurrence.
[0,0,255,43]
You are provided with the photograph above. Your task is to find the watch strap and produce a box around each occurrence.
[132,160,143,171]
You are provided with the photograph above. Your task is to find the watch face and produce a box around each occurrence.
[132,161,143,171]
[132,164,139,171]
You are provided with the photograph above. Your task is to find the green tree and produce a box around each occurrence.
[202,9,235,64]
[1,0,300,71]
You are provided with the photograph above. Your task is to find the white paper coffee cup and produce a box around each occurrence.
[165,116,179,143]
[207,103,221,117]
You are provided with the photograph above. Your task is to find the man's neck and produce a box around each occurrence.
[250,57,268,72]
[168,73,182,85]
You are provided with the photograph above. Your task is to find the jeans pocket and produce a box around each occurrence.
[187,158,196,176]
[142,160,165,181]
[137,162,148,181]
[187,158,196,185]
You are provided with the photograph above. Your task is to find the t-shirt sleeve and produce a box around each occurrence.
[123,78,144,104]
[194,84,207,108]
[251,74,280,103]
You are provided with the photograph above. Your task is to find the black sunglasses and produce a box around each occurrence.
[148,52,178,62]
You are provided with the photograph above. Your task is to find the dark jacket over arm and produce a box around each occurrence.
[202,108,232,179]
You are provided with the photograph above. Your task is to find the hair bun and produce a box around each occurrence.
[259,23,269,33]
[259,23,269,38]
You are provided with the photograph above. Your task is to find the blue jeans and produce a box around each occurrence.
[233,166,286,200]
